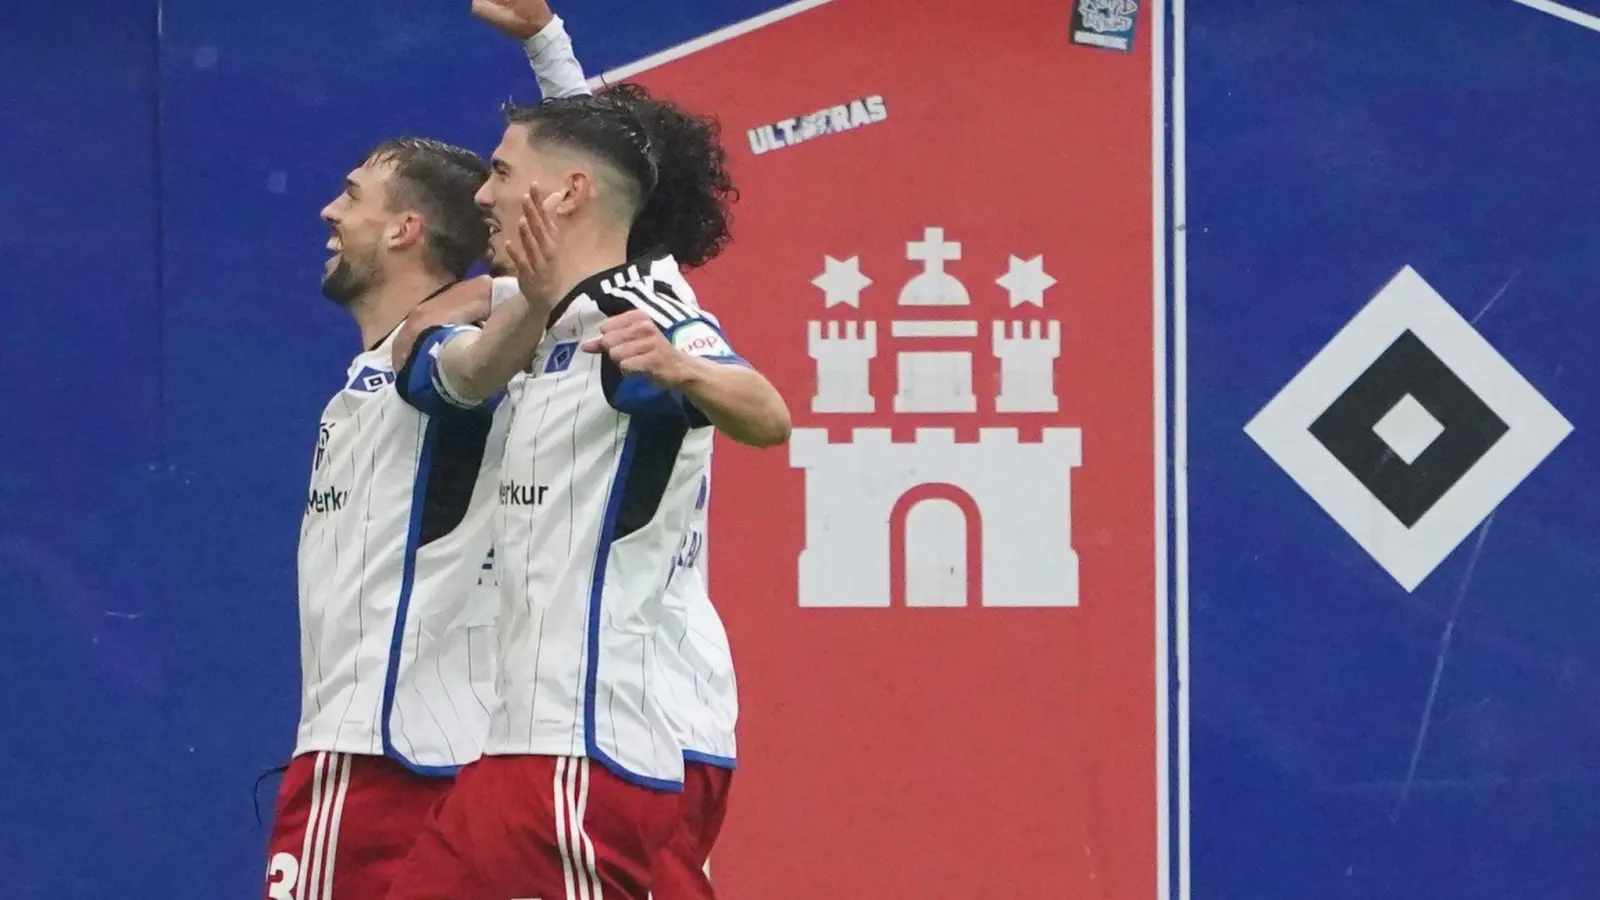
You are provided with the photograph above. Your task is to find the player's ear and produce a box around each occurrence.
[552,170,589,216]
[386,211,426,251]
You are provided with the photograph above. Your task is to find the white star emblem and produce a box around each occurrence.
[812,256,872,307]
[996,255,1057,307]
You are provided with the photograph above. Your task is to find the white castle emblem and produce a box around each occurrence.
[792,226,1083,608]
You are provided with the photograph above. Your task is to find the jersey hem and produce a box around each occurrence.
[289,741,472,775]
[290,741,382,758]
[590,745,686,792]
[481,746,685,792]
[384,751,463,778]
[682,750,737,770]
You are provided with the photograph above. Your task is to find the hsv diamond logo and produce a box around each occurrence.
[347,365,394,393]
[543,340,578,374]
[1246,265,1573,591]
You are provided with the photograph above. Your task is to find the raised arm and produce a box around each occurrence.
[467,3,790,446]
[471,0,591,100]
[475,0,588,324]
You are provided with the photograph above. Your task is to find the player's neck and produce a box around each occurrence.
[352,268,450,350]
[549,228,630,306]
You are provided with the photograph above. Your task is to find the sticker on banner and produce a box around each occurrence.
[748,95,888,156]
[1070,0,1140,52]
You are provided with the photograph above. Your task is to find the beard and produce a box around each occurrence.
[485,235,512,277]
[320,248,380,307]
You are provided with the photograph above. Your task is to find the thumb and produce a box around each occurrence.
[580,337,604,353]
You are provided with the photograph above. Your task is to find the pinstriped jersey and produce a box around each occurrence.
[472,252,746,791]
[655,469,738,765]
[295,325,506,773]
[489,277,741,766]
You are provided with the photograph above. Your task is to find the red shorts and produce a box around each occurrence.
[264,751,453,900]
[386,755,679,900]
[650,761,735,900]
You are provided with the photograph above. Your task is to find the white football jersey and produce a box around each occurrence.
[295,326,506,773]
[655,470,739,765]
[491,276,741,768]
[428,253,745,790]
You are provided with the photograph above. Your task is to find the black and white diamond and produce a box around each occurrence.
[1369,394,1442,467]
[1308,330,1509,527]
[1245,266,1572,591]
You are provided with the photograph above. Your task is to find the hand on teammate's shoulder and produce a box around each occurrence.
[392,276,493,371]
[470,0,556,40]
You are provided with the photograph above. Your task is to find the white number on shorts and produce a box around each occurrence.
[266,851,299,900]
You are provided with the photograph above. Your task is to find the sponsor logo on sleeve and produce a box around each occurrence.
[671,320,739,360]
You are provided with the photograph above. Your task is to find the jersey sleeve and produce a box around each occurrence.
[523,15,591,100]
[395,324,500,417]
[665,313,749,429]
[665,312,749,368]
[489,276,522,312]
[595,276,744,423]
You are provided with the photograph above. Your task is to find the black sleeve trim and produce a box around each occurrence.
[418,414,494,547]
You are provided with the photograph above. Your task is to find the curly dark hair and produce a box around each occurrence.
[601,83,737,270]
[502,84,737,270]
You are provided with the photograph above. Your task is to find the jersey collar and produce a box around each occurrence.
[365,279,465,352]
[543,249,674,330]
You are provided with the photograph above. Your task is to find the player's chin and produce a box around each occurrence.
[484,239,512,276]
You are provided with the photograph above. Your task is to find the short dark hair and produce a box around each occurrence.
[362,137,490,279]
[502,84,736,269]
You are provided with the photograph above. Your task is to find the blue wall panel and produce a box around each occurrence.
[0,3,166,897]
[6,0,1600,896]
[1188,1,1600,897]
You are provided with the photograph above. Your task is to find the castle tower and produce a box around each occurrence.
[808,320,877,413]
[788,427,1084,608]
[893,227,977,413]
[993,320,1062,413]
